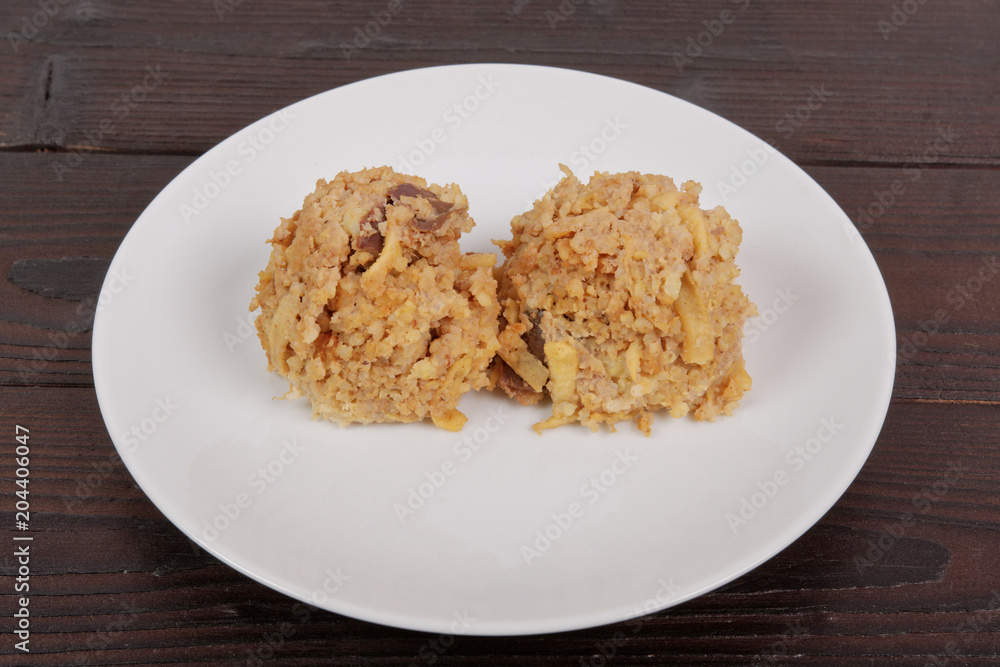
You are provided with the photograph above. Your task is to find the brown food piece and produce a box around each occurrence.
[523,308,546,362]
[416,205,467,232]
[356,204,385,254]
[249,166,500,431]
[387,182,442,205]
[494,358,543,406]
[493,166,756,435]
[388,183,466,232]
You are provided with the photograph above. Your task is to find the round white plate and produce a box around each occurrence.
[93,64,895,635]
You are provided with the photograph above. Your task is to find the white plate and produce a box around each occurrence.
[93,64,895,635]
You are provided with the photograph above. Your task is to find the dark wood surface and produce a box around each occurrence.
[2,1,998,664]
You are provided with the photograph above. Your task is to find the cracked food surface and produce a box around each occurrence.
[491,167,757,436]
[250,166,500,432]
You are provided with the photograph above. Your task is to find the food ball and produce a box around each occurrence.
[250,167,500,431]
[492,167,756,435]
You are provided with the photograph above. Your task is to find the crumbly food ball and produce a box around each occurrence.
[491,167,756,436]
[250,167,500,431]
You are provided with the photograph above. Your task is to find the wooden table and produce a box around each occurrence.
[2,1,998,664]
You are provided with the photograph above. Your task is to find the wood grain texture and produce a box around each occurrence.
[8,257,110,300]
[0,153,192,387]
[0,0,997,163]
[1,390,998,665]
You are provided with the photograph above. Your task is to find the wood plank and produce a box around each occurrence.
[2,155,999,403]
[0,0,996,162]
[0,53,48,147]
[0,153,1000,402]
[807,165,1000,256]
[806,164,1000,403]
[0,153,192,386]
[1,389,998,663]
